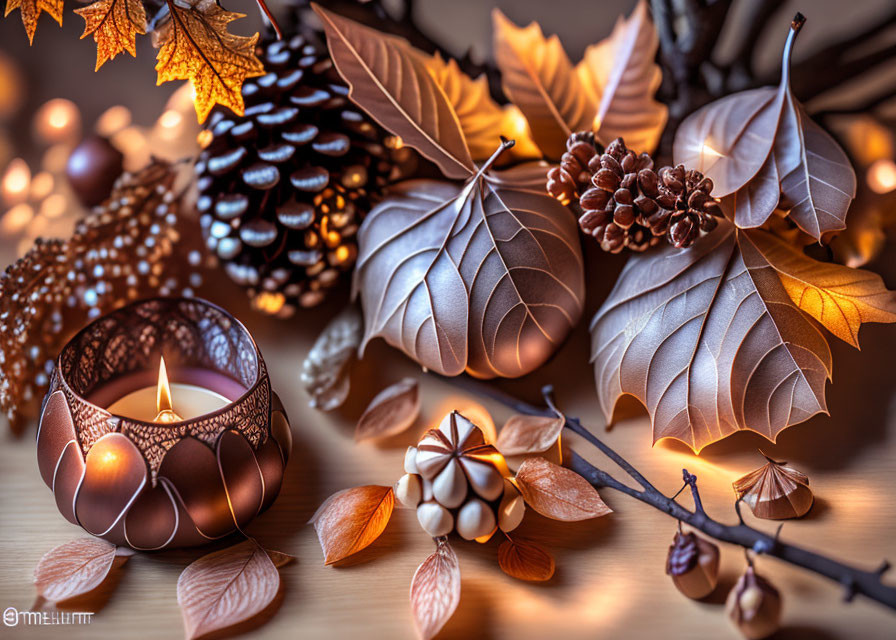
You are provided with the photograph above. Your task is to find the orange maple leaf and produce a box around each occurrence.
[4,0,64,44]
[75,0,146,71]
[154,0,264,123]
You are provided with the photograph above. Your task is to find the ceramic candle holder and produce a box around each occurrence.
[36,297,292,550]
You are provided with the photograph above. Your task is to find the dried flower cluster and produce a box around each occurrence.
[0,161,203,432]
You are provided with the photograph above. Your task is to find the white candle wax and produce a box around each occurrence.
[106,383,231,422]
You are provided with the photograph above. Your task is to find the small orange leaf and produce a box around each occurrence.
[177,539,280,640]
[515,457,612,521]
[154,0,264,122]
[311,485,395,564]
[355,377,420,441]
[495,413,563,456]
[5,0,63,45]
[34,538,128,602]
[265,549,296,568]
[498,537,555,581]
[410,537,461,640]
[75,0,146,71]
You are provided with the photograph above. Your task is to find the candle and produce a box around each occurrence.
[98,357,239,422]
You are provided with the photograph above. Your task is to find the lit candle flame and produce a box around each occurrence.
[154,357,182,423]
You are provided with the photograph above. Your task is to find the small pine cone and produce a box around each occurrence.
[546,131,602,204]
[657,165,722,249]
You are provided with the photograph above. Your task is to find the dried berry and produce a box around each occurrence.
[726,565,782,639]
[666,530,720,599]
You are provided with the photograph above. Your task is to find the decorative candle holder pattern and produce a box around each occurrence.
[36,297,292,550]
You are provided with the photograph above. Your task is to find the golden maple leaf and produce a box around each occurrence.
[75,0,146,71]
[154,0,264,123]
[5,0,64,44]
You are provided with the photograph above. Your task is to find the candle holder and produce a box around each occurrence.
[36,297,292,550]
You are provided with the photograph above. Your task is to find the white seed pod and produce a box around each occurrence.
[416,501,454,537]
[456,498,497,541]
[394,473,422,508]
[432,458,468,508]
[404,446,419,474]
[460,456,504,501]
[498,479,526,532]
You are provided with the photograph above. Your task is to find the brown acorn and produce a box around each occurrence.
[733,455,813,520]
[726,565,782,639]
[666,530,720,599]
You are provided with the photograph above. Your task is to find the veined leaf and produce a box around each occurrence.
[514,457,611,521]
[748,228,896,347]
[313,4,475,179]
[34,538,131,602]
[75,0,146,71]
[492,9,595,160]
[4,0,63,44]
[410,537,460,640]
[590,219,834,452]
[498,537,555,581]
[154,0,264,122]
[310,485,394,564]
[355,377,420,441]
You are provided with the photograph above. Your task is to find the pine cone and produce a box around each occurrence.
[549,135,722,253]
[546,131,602,204]
[196,32,406,315]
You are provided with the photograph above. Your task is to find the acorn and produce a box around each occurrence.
[726,565,782,639]
[666,530,720,599]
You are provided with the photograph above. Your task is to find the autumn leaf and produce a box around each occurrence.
[410,537,461,640]
[34,538,132,602]
[312,3,475,180]
[576,0,667,154]
[514,457,611,521]
[177,539,280,640]
[590,219,836,452]
[310,485,394,564]
[498,537,555,581]
[154,0,264,123]
[747,228,896,347]
[495,413,563,456]
[5,0,63,44]
[75,0,146,71]
[355,378,420,441]
[492,9,595,160]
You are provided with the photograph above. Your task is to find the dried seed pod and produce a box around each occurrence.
[498,479,526,533]
[395,473,422,509]
[733,455,813,520]
[456,498,497,541]
[666,530,720,599]
[417,501,454,537]
[726,566,782,640]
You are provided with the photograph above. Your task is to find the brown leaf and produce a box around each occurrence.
[747,228,896,347]
[495,413,563,456]
[4,0,62,44]
[425,54,506,162]
[75,0,146,71]
[310,485,394,564]
[265,549,296,568]
[720,154,780,229]
[177,539,280,640]
[300,304,362,411]
[590,219,835,452]
[154,0,264,122]
[515,457,611,521]
[492,9,595,160]
[354,160,585,379]
[356,377,421,441]
[410,537,461,640]
[498,537,555,581]
[312,4,474,180]
[34,538,129,602]
[576,0,666,154]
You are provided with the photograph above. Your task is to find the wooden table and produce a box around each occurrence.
[2,240,895,640]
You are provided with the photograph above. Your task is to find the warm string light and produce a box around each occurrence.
[2,158,30,205]
[867,158,896,194]
[33,98,81,144]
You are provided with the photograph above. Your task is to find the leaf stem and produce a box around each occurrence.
[436,373,896,611]
[254,0,283,40]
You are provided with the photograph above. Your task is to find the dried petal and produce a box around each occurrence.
[733,456,813,520]
[514,457,611,521]
[300,304,362,411]
[496,413,564,456]
[498,538,555,582]
[355,377,420,441]
[177,539,280,640]
[410,538,461,640]
[310,485,395,564]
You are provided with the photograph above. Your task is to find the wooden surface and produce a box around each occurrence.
[2,243,896,640]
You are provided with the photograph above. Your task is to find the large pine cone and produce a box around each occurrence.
[196,33,406,315]
[549,136,721,253]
